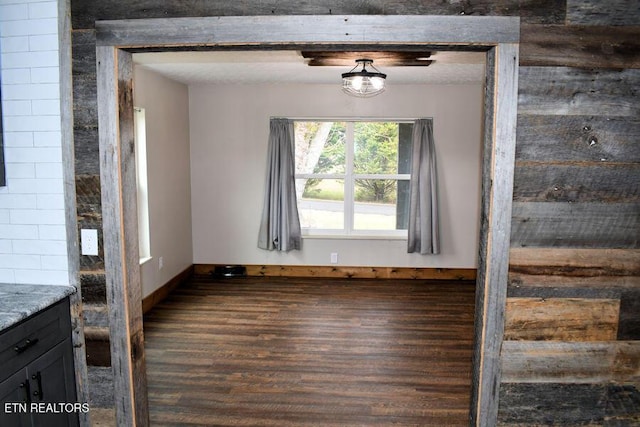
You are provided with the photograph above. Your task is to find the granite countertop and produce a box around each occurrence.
[0,283,76,331]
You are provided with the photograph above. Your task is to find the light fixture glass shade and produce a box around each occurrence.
[341,59,387,98]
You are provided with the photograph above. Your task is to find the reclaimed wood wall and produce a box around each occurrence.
[69,0,639,424]
[503,1,640,423]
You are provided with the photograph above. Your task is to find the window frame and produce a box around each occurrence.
[294,119,413,239]
[133,107,151,263]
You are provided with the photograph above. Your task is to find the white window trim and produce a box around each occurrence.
[295,120,412,239]
[134,107,151,262]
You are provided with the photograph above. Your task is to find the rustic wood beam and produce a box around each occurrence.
[95,15,520,48]
[71,0,564,30]
[301,50,433,66]
[97,45,149,426]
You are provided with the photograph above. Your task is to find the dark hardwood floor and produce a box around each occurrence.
[144,277,476,426]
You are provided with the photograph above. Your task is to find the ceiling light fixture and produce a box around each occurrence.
[341,59,387,98]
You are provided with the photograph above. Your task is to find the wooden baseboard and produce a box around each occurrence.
[142,265,194,314]
[194,264,476,281]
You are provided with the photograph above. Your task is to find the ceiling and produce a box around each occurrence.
[132,50,486,85]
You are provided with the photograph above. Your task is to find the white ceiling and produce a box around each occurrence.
[133,50,486,86]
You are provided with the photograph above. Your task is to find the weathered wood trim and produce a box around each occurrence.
[618,290,640,340]
[84,325,112,367]
[471,45,496,427]
[471,42,520,427]
[520,24,640,69]
[59,0,90,425]
[507,285,624,300]
[71,0,564,29]
[515,115,640,163]
[193,264,476,281]
[510,248,640,272]
[513,162,640,203]
[501,341,640,384]
[511,202,640,248]
[96,15,520,425]
[498,383,640,425]
[509,248,640,289]
[97,46,149,426]
[95,15,520,48]
[142,265,194,314]
[80,270,107,303]
[509,273,640,289]
[518,67,640,117]
[504,297,620,341]
[566,0,640,26]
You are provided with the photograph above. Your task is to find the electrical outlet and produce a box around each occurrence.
[159,256,164,270]
[80,229,98,256]
[330,252,338,264]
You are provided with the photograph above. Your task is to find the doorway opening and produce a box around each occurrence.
[93,15,519,426]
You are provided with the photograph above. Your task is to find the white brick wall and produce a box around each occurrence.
[1,0,69,285]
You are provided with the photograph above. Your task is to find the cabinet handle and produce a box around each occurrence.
[14,338,39,353]
[19,381,31,404]
[31,372,44,401]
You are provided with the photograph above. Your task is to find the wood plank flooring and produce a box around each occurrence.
[144,277,476,426]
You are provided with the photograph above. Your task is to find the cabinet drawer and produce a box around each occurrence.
[0,299,71,383]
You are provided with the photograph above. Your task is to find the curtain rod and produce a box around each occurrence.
[271,116,432,122]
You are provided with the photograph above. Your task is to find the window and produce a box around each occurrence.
[294,120,413,237]
[134,107,151,262]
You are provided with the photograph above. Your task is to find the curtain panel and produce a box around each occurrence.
[407,118,440,254]
[257,118,302,251]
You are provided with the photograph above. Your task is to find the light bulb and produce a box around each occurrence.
[370,77,385,90]
[351,76,364,91]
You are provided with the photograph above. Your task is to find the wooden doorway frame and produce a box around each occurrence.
[95,15,519,426]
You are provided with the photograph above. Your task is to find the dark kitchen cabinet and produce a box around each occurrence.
[0,298,78,427]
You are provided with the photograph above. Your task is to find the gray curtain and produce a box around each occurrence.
[258,118,302,251]
[408,118,440,254]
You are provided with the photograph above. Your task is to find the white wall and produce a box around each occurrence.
[0,0,69,285]
[190,83,483,268]
[133,66,192,297]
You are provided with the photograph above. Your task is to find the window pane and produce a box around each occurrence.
[296,178,344,229]
[353,179,409,231]
[398,123,413,174]
[396,179,410,230]
[354,122,399,174]
[294,122,346,174]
